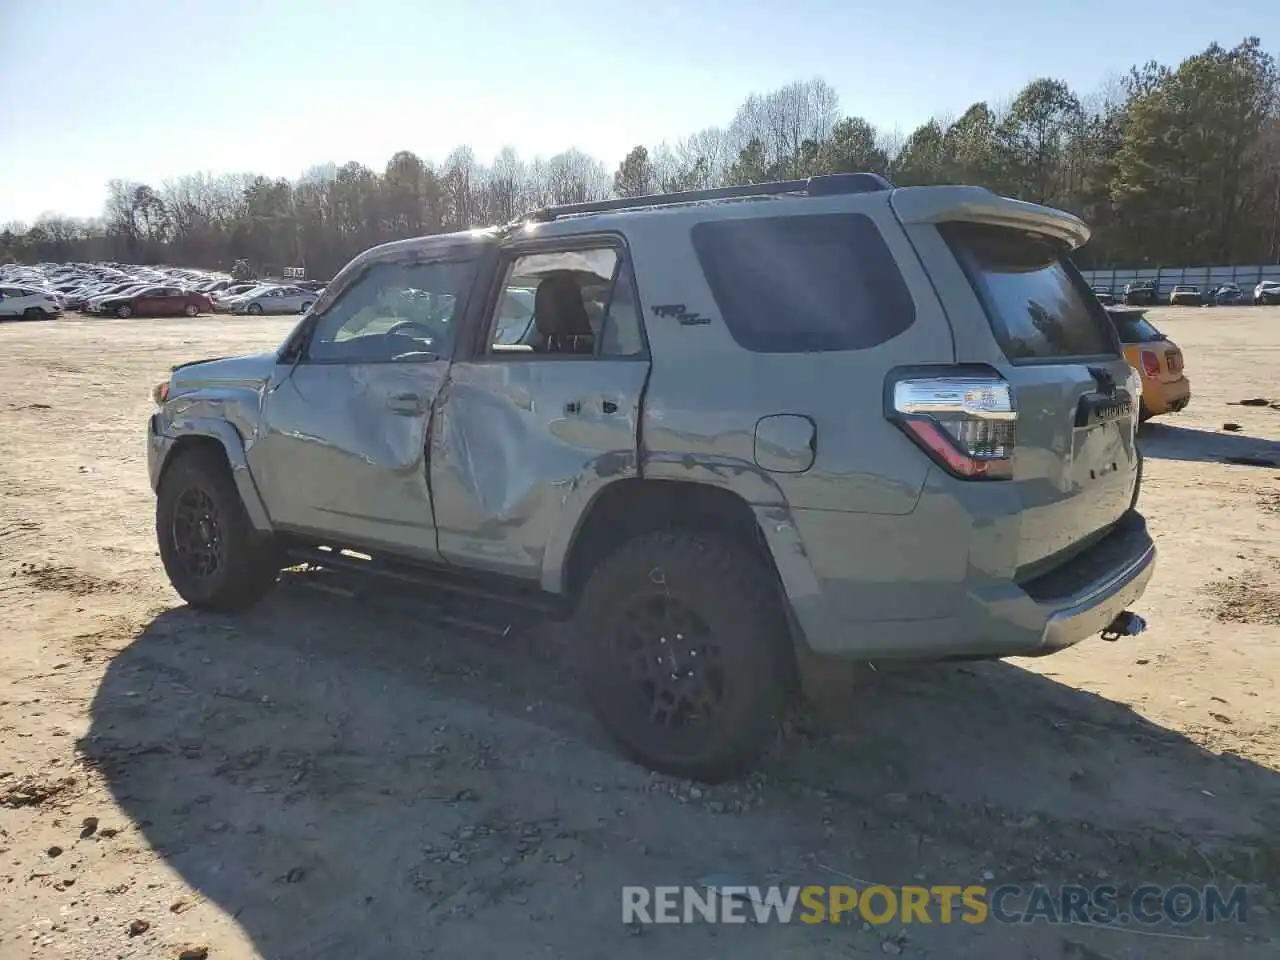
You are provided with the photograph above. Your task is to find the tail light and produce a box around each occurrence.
[888,374,1016,480]
[1140,351,1160,376]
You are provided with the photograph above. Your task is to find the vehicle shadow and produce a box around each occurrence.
[1140,421,1280,466]
[79,580,1280,958]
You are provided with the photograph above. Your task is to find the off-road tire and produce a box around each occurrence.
[156,446,280,611]
[574,530,794,782]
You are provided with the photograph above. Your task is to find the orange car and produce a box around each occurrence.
[1105,308,1190,420]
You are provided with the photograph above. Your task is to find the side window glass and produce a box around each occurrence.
[599,262,645,357]
[691,213,916,353]
[308,258,478,363]
[486,246,639,357]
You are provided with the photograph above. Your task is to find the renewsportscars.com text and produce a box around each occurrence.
[622,883,1249,926]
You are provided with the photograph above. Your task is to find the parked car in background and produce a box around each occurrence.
[211,283,263,307]
[1106,307,1189,420]
[222,285,317,315]
[71,281,136,310]
[1092,288,1115,305]
[91,285,211,318]
[1123,280,1156,305]
[1168,284,1201,306]
[0,285,62,319]
[1208,283,1243,305]
[86,284,152,313]
[1255,280,1280,305]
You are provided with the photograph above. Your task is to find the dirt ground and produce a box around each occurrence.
[0,307,1277,960]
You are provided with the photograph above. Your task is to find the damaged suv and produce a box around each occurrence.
[147,173,1155,781]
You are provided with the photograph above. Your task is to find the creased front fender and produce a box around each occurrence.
[149,415,273,533]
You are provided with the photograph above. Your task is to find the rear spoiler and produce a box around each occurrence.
[890,186,1090,250]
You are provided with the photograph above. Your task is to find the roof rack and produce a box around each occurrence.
[517,172,894,224]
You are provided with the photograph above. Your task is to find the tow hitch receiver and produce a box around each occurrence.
[1100,610,1147,641]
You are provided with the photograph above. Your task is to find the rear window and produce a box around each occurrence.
[1106,309,1166,344]
[690,213,915,353]
[942,222,1117,362]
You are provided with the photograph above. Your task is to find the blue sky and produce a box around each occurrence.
[1,0,1276,222]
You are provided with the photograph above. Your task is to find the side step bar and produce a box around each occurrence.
[283,544,568,637]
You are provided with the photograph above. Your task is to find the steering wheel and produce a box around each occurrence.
[385,320,437,339]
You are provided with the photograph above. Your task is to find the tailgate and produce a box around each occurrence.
[936,219,1138,573]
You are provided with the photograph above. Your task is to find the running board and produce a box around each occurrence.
[283,543,568,637]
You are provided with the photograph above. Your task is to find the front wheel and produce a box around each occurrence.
[116,304,133,319]
[184,303,199,317]
[23,307,48,319]
[156,446,280,611]
[300,302,313,314]
[574,531,794,782]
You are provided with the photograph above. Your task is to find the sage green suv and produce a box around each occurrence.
[147,173,1155,781]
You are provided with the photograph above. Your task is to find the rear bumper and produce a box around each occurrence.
[1030,512,1156,653]
[785,510,1155,660]
[1144,376,1191,415]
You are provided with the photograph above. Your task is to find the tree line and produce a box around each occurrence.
[3,37,1279,276]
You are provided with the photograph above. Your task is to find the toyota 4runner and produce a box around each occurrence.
[147,173,1156,782]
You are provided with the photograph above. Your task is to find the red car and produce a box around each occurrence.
[92,285,212,318]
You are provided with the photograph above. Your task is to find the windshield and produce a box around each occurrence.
[1106,309,1166,343]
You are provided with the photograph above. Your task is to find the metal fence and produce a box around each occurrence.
[1080,264,1280,298]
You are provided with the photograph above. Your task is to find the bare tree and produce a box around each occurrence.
[728,78,839,173]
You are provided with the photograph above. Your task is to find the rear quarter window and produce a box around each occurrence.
[690,212,916,353]
[942,222,1118,362]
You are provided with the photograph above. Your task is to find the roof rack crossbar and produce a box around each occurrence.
[517,172,893,224]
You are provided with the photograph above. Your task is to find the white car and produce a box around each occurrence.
[212,283,267,309]
[0,285,62,319]
[227,285,318,315]
[1255,281,1280,305]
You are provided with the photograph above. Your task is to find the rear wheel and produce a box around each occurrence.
[156,446,280,611]
[184,303,199,317]
[115,304,132,319]
[247,302,263,316]
[574,530,793,782]
[22,307,47,319]
[300,301,313,314]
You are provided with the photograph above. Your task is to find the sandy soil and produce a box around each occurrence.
[0,308,1277,960]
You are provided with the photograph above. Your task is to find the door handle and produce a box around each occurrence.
[387,392,426,415]
[564,400,582,415]
[601,399,618,415]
